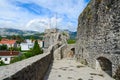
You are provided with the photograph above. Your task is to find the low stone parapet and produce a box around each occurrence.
[0,43,58,80]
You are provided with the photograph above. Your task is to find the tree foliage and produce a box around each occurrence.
[0,45,7,50]
[32,40,43,55]
[9,47,21,51]
[11,35,24,44]
[30,36,35,42]
[0,60,6,66]
[0,36,2,41]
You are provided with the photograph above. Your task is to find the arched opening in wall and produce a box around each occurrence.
[96,57,112,76]
[67,48,75,58]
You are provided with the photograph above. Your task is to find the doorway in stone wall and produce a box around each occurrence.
[96,57,112,76]
[67,48,75,58]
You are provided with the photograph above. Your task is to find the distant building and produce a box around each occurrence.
[0,51,20,64]
[20,39,44,51]
[20,43,34,51]
[0,39,17,48]
[20,39,34,51]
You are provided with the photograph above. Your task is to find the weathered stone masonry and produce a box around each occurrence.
[75,0,120,78]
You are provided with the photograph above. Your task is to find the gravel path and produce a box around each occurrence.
[44,58,114,80]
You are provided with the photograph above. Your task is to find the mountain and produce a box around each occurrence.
[0,28,40,36]
[69,31,77,39]
[0,28,77,39]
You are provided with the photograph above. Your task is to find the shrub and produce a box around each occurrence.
[10,56,20,63]
[9,47,21,51]
[24,52,33,58]
[10,54,26,63]
[0,60,6,66]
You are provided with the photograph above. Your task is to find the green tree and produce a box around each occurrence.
[11,35,16,40]
[0,36,2,41]
[0,45,7,50]
[30,36,35,42]
[16,35,24,44]
[32,40,43,55]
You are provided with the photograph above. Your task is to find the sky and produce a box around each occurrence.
[0,0,90,32]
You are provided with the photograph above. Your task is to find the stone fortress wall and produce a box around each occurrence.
[75,0,120,77]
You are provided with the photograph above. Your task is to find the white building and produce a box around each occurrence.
[20,43,34,51]
[0,51,20,64]
[20,39,44,51]
[20,39,33,51]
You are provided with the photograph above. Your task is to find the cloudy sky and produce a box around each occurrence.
[0,0,90,32]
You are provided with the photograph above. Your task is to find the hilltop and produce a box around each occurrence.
[0,28,40,36]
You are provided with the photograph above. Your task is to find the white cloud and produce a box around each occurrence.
[25,18,50,32]
[25,17,62,32]
[0,0,89,32]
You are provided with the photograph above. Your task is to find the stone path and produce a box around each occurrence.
[44,58,114,80]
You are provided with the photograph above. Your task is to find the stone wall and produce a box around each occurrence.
[0,43,59,80]
[63,44,75,58]
[44,29,68,49]
[76,0,120,77]
[54,44,75,60]
[54,44,66,60]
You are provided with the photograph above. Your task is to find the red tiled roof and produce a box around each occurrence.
[0,51,20,56]
[0,39,16,45]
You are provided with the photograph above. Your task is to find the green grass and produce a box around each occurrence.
[67,39,76,44]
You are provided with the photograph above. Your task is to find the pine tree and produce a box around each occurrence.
[32,40,43,55]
